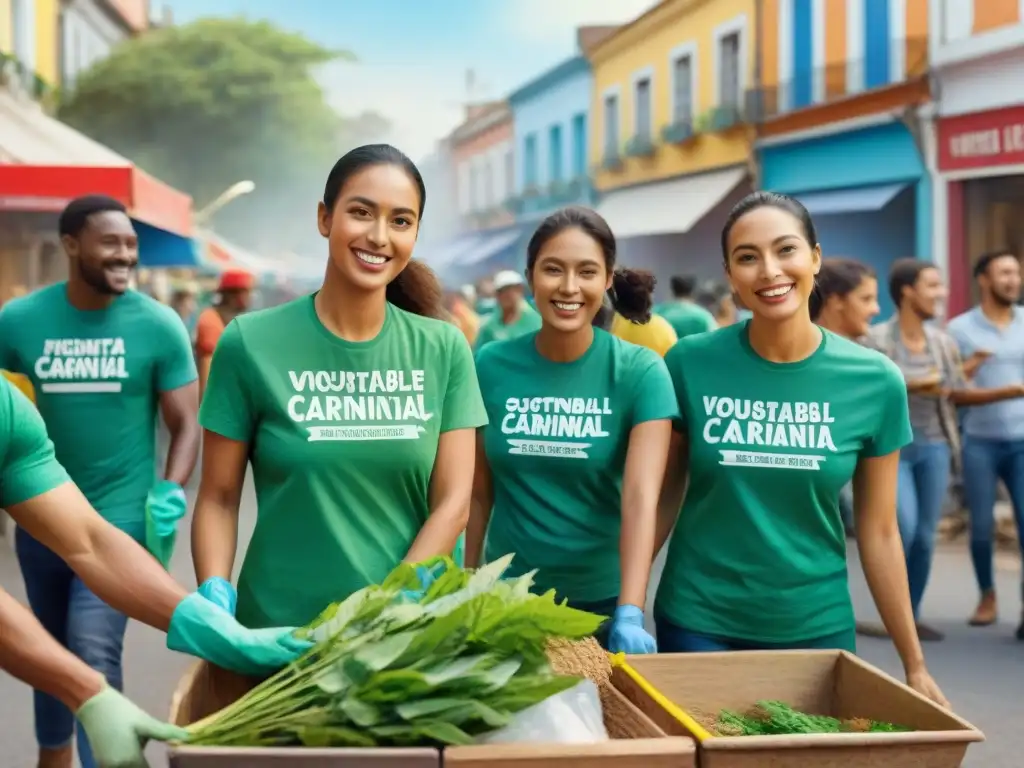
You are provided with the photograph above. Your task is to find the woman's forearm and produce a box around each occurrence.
[405,501,468,564]
[191,492,240,586]
[619,484,657,609]
[949,384,1024,406]
[464,492,492,569]
[0,588,106,711]
[857,525,925,674]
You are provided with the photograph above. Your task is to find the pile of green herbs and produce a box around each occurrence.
[712,700,911,736]
[184,554,604,748]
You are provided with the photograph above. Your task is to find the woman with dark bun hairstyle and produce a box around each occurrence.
[655,192,948,707]
[192,144,487,630]
[466,206,677,653]
[810,257,880,337]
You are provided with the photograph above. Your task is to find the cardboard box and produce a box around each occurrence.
[168,660,697,768]
[611,651,984,768]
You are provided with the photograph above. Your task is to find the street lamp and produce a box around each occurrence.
[194,180,256,224]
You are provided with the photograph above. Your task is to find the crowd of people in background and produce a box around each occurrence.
[1,142,1023,765]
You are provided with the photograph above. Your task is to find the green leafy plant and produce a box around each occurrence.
[713,701,910,736]
[184,555,604,748]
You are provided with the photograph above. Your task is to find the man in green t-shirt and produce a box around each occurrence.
[473,270,542,351]
[657,275,718,339]
[0,376,309,767]
[0,195,202,768]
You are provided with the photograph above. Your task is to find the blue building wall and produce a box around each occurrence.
[760,121,929,319]
[509,55,594,220]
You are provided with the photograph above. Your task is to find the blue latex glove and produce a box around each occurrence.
[607,604,657,654]
[198,576,237,615]
[399,563,443,603]
[145,481,188,569]
[167,592,312,676]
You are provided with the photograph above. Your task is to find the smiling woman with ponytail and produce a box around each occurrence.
[191,144,487,632]
[465,206,678,655]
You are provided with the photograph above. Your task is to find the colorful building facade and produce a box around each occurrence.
[587,0,757,294]
[930,0,1024,316]
[756,0,932,319]
[507,47,595,222]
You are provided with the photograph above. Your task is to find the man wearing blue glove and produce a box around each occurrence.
[0,375,309,765]
[0,196,208,768]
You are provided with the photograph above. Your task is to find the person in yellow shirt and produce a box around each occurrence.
[2,371,34,404]
[610,311,678,357]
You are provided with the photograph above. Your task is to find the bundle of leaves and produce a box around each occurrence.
[714,700,911,736]
[184,554,604,748]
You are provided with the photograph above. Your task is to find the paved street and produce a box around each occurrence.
[0,471,1018,766]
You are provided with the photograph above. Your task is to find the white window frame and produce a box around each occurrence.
[630,65,655,142]
[668,42,699,124]
[601,84,622,157]
[713,14,749,108]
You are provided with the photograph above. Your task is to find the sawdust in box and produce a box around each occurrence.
[611,650,984,768]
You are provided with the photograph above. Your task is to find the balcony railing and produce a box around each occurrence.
[751,38,927,122]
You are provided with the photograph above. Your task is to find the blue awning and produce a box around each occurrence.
[452,228,524,268]
[417,232,488,271]
[135,221,201,268]
[796,183,910,216]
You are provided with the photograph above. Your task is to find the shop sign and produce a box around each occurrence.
[938,105,1024,172]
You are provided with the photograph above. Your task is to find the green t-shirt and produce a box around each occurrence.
[0,284,197,532]
[0,377,70,507]
[199,296,488,629]
[657,300,717,339]
[477,329,678,603]
[656,322,911,643]
[473,303,542,352]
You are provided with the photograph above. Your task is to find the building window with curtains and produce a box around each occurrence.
[634,77,651,141]
[673,54,694,123]
[549,124,563,183]
[571,113,586,178]
[718,31,740,106]
[604,94,619,157]
[524,133,538,189]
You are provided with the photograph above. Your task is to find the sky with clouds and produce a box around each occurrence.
[161,0,660,161]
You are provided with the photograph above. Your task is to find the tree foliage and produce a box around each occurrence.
[59,18,388,253]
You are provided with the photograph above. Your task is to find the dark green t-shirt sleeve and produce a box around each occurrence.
[662,342,688,432]
[861,357,913,458]
[441,327,488,433]
[0,379,70,507]
[0,305,19,370]
[154,306,199,392]
[198,320,256,442]
[631,351,680,425]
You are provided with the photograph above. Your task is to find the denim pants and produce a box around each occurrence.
[16,527,129,767]
[962,436,1024,596]
[896,439,951,618]
[655,617,856,654]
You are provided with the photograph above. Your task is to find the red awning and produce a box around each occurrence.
[0,90,193,236]
[0,165,193,236]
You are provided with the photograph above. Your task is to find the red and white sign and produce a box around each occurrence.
[938,105,1024,172]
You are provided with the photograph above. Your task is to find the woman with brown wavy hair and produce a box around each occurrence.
[191,144,487,630]
[466,206,677,654]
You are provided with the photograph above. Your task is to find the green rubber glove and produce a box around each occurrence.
[167,592,312,676]
[76,686,188,767]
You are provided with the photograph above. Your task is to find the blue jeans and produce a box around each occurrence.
[655,617,856,654]
[962,436,1024,596]
[16,527,129,766]
[896,439,951,618]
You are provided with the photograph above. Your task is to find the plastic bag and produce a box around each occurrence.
[477,679,609,744]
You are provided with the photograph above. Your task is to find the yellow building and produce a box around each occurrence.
[0,0,60,88]
[587,0,757,280]
[35,0,59,86]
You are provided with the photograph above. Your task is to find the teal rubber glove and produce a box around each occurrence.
[145,480,187,569]
[167,592,312,676]
[76,685,188,767]
[607,604,657,654]
[198,576,237,615]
